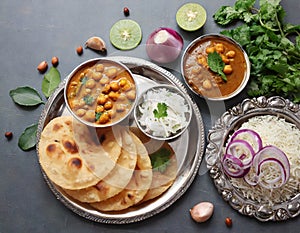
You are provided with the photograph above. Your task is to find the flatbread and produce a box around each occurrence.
[38,116,101,190]
[91,130,152,211]
[130,127,178,202]
[63,133,137,202]
[141,142,177,202]
[72,121,122,180]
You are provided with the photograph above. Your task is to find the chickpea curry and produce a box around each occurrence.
[183,36,247,98]
[66,61,136,126]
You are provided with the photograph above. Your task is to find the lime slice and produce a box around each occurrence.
[176,3,207,31]
[109,19,142,50]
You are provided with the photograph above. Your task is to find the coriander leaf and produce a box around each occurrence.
[207,51,227,81]
[153,102,168,119]
[42,67,61,98]
[83,95,94,105]
[9,86,44,106]
[18,123,38,151]
[80,76,88,85]
[95,111,102,121]
[150,147,171,173]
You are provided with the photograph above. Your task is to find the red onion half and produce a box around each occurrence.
[146,27,183,63]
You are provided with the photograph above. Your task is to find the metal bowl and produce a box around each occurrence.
[134,84,192,140]
[181,33,250,101]
[205,96,300,221]
[64,58,137,128]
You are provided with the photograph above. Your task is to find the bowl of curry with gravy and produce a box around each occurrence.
[64,58,137,127]
[181,34,250,100]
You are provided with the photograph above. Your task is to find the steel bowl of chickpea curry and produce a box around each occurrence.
[181,34,250,100]
[64,58,137,127]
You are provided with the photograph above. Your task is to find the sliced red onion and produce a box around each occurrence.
[230,129,263,153]
[244,145,290,189]
[225,139,255,167]
[222,153,250,178]
[146,27,183,63]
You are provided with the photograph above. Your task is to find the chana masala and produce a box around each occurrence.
[183,36,247,98]
[66,60,136,125]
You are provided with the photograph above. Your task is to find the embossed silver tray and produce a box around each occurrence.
[206,96,300,221]
[36,56,205,224]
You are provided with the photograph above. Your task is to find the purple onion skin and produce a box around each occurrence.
[146,27,183,63]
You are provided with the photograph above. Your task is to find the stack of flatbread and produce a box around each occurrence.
[38,116,177,212]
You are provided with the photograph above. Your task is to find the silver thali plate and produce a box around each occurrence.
[36,56,205,224]
[205,96,300,221]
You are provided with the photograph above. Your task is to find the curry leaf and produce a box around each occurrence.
[18,123,38,151]
[207,51,227,81]
[42,67,61,98]
[9,86,44,106]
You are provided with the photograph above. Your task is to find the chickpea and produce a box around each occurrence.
[110,81,120,92]
[107,109,116,119]
[97,94,108,105]
[105,68,117,78]
[122,83,132,92]
[191,66,202,74]
[221,54,230,64]
[226,50,236,58]
[126,90,136,100]
[116,104,126,112]
[215,43,225,53]
[118,93,126,101]
[85,79,96,89]
[197,55,207,66]
[100,76,110,85]
[84,88,92,95]
[102,84,111,94]
[92,72,103,81]
[96,105,104,113]
[86,69,94,78]
[95,64,104,72]
[108,91,120,101]
[205,46,215,54]
[223,65,233,75]
[99,112,110,124]
[104,101,113,110]
[76,108,86,117]
[119,78,128,87]
[71,99,85,109]
[202,79,212,89]
[84,110,95,122]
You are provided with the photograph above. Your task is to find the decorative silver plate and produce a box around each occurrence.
[36,56,205,224]
[206,96,300,221]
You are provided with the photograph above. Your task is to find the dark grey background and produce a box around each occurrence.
[0,0,299,232]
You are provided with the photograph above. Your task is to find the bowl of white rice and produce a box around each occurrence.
[134,84,192,140]
[205,96,300,222]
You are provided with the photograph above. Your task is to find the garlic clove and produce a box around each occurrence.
[190,202,214,223]
[85,36,106,52]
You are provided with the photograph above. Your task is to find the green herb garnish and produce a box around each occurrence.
[150,147,171,173]
[83,95,94,105]
[80,76,88,85]
[153,102,168,119]
[213,0,300,103]
[207,51,227,82]
[95,112,102,121]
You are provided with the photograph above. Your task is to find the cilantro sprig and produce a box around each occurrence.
[213,0,300,103]
[153,102,168,119]
[207,51,227,82]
